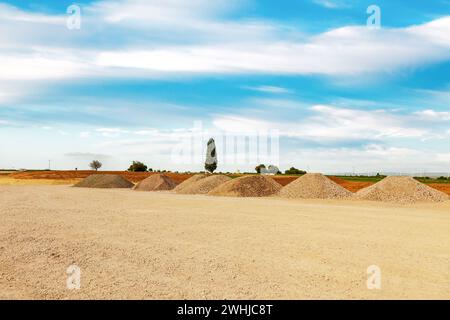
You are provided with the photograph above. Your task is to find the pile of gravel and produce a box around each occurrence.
[133,174,177,191]
[208,175,282,197]
[73,174,134,189]
[173,174,207,192]
[176,175,231,194]
[355,176,450,204]
[279,173,352,199]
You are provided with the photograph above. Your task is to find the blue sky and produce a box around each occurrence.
[0,0,449,173]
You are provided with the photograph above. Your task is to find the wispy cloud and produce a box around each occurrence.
[212,104,445,142]
[312,0,351,9]
[95,127,129,137]
[1,1,449,84]
[65,152,111,160]
[243,85,291,94]
[414,109,450,121]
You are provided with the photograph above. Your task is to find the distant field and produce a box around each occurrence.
[7,170,191,184]
[0,171,17,175]
[2,170,450,195]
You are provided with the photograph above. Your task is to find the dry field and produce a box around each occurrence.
[6,171,450,195]
[0,183,449,299]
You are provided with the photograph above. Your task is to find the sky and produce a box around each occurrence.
[0,0,449,174]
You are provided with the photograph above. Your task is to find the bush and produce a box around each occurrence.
[285,167,307,175]
[255,164,266,173]
[127,161,148,172]
[205,162,217,174]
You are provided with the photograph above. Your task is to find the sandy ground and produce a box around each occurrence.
[0,176,81,186]
[0,185,449,300]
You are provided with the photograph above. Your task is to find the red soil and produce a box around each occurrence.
[8,171,450,196]
[271,176,298,186]
[428,184,450,196]
[327,176,374,193]
[9,170,191,184]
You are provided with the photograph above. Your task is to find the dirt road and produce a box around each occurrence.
[0,185,449,299]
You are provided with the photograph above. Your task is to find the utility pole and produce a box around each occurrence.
[48,160,51,170]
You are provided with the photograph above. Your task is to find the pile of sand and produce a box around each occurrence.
[176,175,231,194]
[355,176,449,204]
[173,174,207,192]
[208,175,282,197]
[133,174,177,191]
[279,173,352,199]
[73,174,134,189]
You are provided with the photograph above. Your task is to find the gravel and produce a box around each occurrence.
[73,174,134,189]
[173,174,207,192]
[133,174,177,191]
[279,173,353,199]
[176,175,231,194]
[355,176,450,204]
[208,175,282,197]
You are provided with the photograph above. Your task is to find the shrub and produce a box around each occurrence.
[127,161,148,172]
[284,167,307,175]
[255,164,266,173]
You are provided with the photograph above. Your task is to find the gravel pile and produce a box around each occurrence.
[279,173,352,199]
[133,174,177,191]
[73,174,134,189]
[355,176,450,204]
[176,175,231,194]
[208,175,282,197]
[173,174,207,192]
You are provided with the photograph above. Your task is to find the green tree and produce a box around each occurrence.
[205,162,217,174]
[255,164,266,173]
[127,161,148,172]
[284,167,307,175]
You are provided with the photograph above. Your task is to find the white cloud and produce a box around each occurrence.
[95,17,450,76]
[212,104,429,141]
[95,127,129,137]
[281,145,440,174]
[0,2,449,82]
[436,153,450,163]
[58,130,69,136]
[414,109,450,121]
[213,116,274,134]
[0,4,64,24]
[243,85,291,94]
[79,131,90,138]
[312,0,351,9]
[0,90,17,104]
[306,105,426,139]
[65,152,111,160]
[0,119,12,125]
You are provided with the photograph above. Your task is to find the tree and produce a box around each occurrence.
[204,138,218,174]
[205,162,217,174]
[284,167,306,175]
[255,164,266,174]
[89,160,102,171]
[128,161,148,172]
